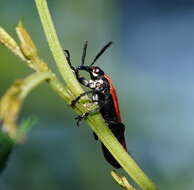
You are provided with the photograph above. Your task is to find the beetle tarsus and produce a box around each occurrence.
[75,112,89,126]
[71,91,94,107]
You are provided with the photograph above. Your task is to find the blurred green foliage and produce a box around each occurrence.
[0,132,13,173]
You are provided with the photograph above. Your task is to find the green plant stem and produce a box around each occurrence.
[48,76,72,104]
[34,1,158,190]
[19,71,52,99]
[20,71,71,103]
[34,0,84,96]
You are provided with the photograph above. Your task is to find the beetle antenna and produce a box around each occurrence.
[81,41,88,66]
[90,41,113,66]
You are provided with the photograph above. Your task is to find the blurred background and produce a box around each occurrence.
[1,0,194,189]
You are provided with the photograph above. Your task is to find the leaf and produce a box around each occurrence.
[0,131,14,173]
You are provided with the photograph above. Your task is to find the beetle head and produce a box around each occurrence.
[89,66,104,78]
[77,66,104,79]
[79,41,112,78]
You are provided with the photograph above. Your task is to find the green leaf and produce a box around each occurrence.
[0,131,14,173]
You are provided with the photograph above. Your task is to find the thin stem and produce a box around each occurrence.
[35,0,84,96]
[48,75,72,104]
[19,71,52,99]
[20,71,72,105]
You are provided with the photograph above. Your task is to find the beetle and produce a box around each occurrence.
[65,42,127,168]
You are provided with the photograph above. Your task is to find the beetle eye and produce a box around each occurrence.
[95,68,99,73]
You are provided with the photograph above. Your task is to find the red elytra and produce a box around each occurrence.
[104,74,121,122]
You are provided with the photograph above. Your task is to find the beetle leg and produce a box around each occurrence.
[64,50,76,71]
[74,97,108,126]
[71,90,94,107]
[75,107,100,127]
[75,112,89,127]
[93,132,98,140]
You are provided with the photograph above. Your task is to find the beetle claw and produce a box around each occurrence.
[71,99,77,107]
[75,115,83,127]
[75,112,89,127]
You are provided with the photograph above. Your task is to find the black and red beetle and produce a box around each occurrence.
[65,42,127,168]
